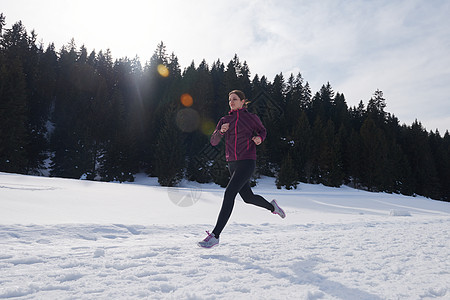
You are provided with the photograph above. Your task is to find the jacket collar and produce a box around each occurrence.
[228,107,247,115]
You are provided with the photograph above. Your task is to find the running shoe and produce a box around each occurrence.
[198,231,219,248]
[271,199,286,218]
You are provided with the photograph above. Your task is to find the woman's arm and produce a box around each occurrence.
[253,115,267,142]
[210,119,225,146]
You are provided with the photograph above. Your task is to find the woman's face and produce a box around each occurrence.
[229,93,245,111]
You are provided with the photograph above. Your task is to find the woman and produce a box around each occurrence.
[198,90,285,248]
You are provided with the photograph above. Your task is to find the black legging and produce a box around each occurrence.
[212,159,274,238]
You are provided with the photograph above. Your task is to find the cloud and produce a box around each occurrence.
[324,0,450,131]
[245,0,450,132]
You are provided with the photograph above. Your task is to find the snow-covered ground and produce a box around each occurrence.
[0,172,449,299]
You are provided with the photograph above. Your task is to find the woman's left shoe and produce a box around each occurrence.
[271,199,286,218]
[198,231,219,248]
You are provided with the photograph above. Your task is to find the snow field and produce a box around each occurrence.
[0,172,449,299]
[1,221,448,299]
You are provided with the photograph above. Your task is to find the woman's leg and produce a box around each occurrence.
[239,181,274,211]
[212,160,257,238]
[235,160,274,211]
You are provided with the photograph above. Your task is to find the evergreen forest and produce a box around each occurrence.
[1,15,449,201]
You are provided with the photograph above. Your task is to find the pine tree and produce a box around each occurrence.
[347,129,363,188]
[284,73,303,135]
[98,86,136,182]
[224,59,240,92]
[359,117,388,191]
[210,59,227,121]
[292,111,312,182]
[51,42,98,179]
[239,61,252,98]
[276,153,298,189]
[311,82,334,121]
[154,103,185,186]
[270,73,286,110]
[0,13,5,32]
[332,92,349,129]
[317,119,343,187]
[350,100,366,130]
[310,116,327,183]
[440,131,450,201]
[367,89,387,123]
[328,124,346,187]
[401,121,440,198]
[0,20,52,174]
[0,50,28,173]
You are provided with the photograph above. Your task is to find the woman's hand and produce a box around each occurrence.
[252,136,262,145]
[220,123,230,133]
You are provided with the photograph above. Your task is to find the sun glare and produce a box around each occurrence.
[157,64,169,77]
[180,93,193,107]
[201,120,216,135]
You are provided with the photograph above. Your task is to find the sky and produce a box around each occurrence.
[2,0,449,133]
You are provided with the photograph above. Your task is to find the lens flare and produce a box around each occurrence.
[180,93,193,107]
[176,108,200,132]
[201,120,216,136]
[157,64,169,77]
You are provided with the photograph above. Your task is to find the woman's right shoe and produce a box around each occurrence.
[198,231,219,248]
[271,199,286,218]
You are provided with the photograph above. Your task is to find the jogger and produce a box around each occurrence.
[198,90,285,248]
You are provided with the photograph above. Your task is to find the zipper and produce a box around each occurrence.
[234,110,239,160]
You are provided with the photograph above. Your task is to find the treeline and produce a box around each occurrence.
[1,15,449,201]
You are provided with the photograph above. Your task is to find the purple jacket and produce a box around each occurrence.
[210,108,267,162]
